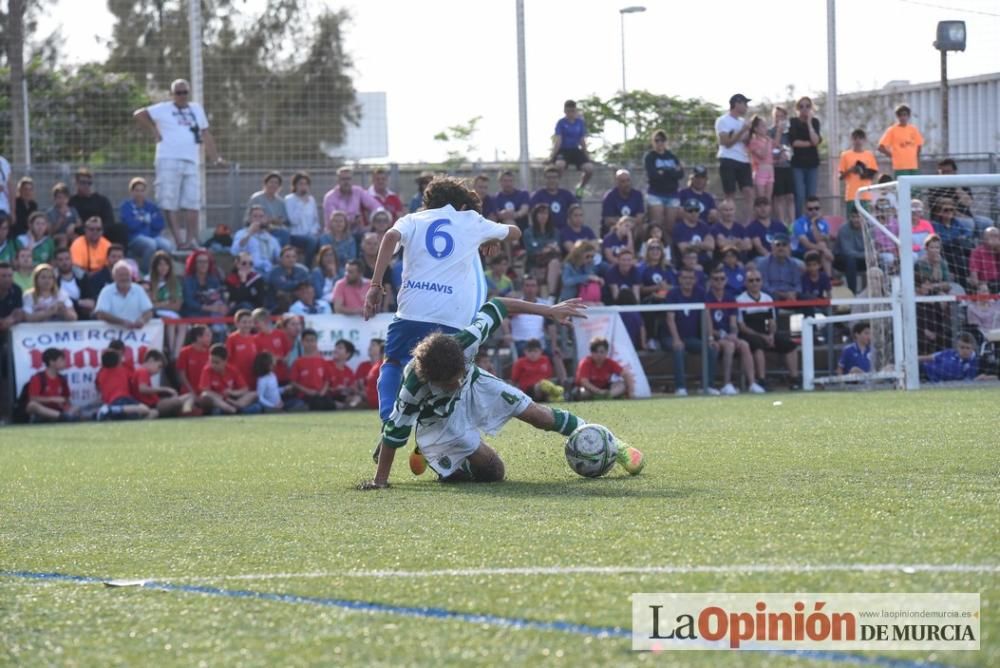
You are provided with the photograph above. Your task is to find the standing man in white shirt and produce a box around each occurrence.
[133,79,223,250]
[715,93,754,221]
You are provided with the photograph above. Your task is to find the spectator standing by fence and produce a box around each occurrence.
[284,172,321,265]
[878,104,923,178]
[715,94,754,220]
[788,97,822,218]
[133,78,223,249]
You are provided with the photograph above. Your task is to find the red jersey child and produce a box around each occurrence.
[198,344,258,414]
[327,338,362,408]
[289,329,337,411]
[354,338,384,395]
[24,348,79,422]
[573,336,635,400]
[176,325,212,394]
[132,349,194,417]
[252,308,291,384]
[511,339,562,402]
[225,309,258,387]
[96,349,155,420]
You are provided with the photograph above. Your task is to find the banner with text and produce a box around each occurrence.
[301,313,394,372]
[11,320,165,411]
[572,310,651,397]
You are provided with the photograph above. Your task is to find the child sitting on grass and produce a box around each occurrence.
[96,349,156,421]
[198,344,260,415]
[23,348,79,423]
[252,351,284,413]
[361,298,644,489]
[132,349,195,417]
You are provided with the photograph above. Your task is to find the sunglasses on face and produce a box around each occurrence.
[746,278,762,283]
[941,208,955,213]
[173,90,190,95]
[806,206,820,212]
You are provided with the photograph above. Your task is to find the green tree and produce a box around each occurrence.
[578,90,722,166]
[433,116,482,168]
[104,0,358,165]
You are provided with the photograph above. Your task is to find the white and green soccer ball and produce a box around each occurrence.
[565,424,618,478]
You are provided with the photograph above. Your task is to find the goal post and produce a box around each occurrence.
[853,173,1000,391]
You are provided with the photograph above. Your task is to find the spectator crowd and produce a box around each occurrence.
[2,89,998,423]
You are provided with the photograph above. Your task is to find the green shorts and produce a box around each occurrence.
[894,169,920,178]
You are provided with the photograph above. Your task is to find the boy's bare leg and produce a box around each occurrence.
[466,443,505,482]
[26,401,61,421]
[199,391,237,414]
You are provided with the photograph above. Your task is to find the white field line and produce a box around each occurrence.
[159,563,1000,583]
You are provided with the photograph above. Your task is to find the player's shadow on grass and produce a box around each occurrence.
[392,478,700,499]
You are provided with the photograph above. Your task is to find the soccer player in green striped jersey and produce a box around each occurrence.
[360,297,644,489]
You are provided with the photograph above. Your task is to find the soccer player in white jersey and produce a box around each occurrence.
[360,298,645,488]
[364,177,521,472]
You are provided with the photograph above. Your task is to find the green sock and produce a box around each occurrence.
[549,408,583,436]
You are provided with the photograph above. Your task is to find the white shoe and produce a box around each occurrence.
[704,387,721,396]
[674,388,688,397]
[749,382,766,394]
[721,383,739,396]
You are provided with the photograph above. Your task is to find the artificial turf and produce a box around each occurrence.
[1,389,997,667]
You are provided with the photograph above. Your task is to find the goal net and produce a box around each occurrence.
[805,172,1000,390]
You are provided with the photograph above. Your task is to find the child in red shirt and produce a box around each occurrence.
[226,309,258,388]
[289,329,337,411]
[354,338,383,395]
[198,344,259,415]
[510,338,563,402]
[24,348,79,422]
[132,349,195,417]
[327,338,362,408]
[176,325,212,394]
[573,336,635,400]
[96,348,156,420]
[360,338,385,409]
[252,308,291,384]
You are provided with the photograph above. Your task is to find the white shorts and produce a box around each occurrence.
[416,372,532,478]
[155,158,200,211]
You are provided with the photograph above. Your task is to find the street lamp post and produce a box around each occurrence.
[933,21,966,156]
[619,5,646,144]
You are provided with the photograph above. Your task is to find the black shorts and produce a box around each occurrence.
[555,148,590,170]
[741,330,798,354]
[774,166,794,196]
[719,158,752,193]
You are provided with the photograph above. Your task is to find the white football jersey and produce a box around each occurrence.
[393,204,510,330]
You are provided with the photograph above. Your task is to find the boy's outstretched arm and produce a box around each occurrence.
[360,441,397,490]
[495,297,586,324]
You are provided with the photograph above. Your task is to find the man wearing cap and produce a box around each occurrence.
[601,169,645,236]
[674,198,715,268]
[745,196,790,260]
[133,79,223,249]
[715,94,754,220]
[753,233,803,302]
[677,166,718,225]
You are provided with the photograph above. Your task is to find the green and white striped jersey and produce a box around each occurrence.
[382,299,508,448]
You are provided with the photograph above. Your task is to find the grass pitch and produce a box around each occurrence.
[1,389,997,667]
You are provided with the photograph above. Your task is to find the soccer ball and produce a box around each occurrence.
[565,424,619,478]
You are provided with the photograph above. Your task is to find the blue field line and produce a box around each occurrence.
[1,570,954,668]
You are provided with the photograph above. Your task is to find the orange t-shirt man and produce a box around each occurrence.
[879,123,923,172]
[838,149,879,202]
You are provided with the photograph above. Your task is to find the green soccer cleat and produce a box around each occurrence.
[409,446,427,476]
[617,445,645,475]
